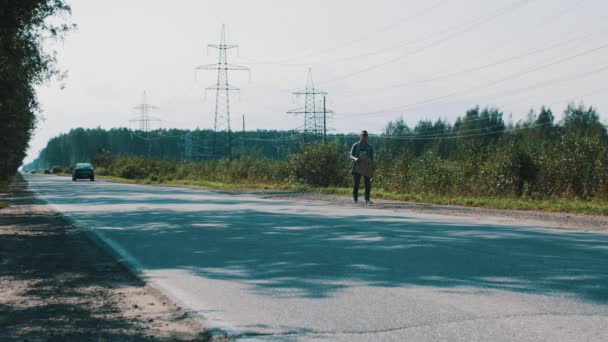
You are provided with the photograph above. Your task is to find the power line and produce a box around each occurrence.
[318,0,538,86]
[239,0,449,66]
[348,26,608,93]
[363,88,605,140]
[336,41,608,118]
[386,122,510,139]
[324,0,588,68]
[489,0,589,53]
[475,62,608,105]
[243,135,301,142]
[375,121,553,141]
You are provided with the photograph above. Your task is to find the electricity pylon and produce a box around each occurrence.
[195,25,248,159]
[287,68,333,140]
[129,90,160,132]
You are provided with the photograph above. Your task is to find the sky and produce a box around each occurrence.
[27,0,608,163]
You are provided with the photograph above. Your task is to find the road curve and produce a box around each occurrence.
[25,174,608,341]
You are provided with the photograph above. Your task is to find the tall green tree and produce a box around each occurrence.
[0,0,72,181]
[561,103,606,139]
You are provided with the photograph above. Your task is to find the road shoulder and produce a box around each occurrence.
[82,175,608,232]
[258,191,608,232]
[0,176,222,340]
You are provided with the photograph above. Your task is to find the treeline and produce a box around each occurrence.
[25,128,361,169]
[32,103,608,201]
[0,1,72,183]
[376,104,608,200]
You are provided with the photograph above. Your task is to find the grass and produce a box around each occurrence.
[96,175,308,191]
[56,174,608,216]
[316,187,608,216]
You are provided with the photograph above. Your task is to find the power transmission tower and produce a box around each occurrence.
[129,90,161,156]
[195,25,248,159]
[129,90,160,133]
[287,68,333,140]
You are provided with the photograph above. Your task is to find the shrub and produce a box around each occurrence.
[536,134,605,199]
[375,149,413,193]
[288,140,349,187]
[408,151,454,195]
[478,144,536,197]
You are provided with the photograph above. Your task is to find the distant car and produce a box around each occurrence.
[30,170,36,174]
[72,163,95,181]
[44,169,51,174]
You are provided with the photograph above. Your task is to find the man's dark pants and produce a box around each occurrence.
[352,173,371,201]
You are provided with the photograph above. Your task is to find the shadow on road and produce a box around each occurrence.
[33,176,608,305]
[0,178,211,340]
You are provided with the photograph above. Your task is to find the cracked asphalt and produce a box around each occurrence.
[25,174,608,341]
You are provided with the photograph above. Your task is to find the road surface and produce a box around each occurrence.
[24,174,608,341]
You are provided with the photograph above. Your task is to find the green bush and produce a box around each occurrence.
[536,134,606,199]
[478,144,536,197]
[374,149,412,193]
[408,152,454,195]
[288,140,349,187]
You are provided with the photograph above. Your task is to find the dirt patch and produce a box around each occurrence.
[0,178,227,341]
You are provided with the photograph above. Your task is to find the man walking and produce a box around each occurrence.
[350,130,374,205]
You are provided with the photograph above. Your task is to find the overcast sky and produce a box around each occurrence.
[27,0,608,163]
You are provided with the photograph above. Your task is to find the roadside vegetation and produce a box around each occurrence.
[45,104,608,215]
[0,1,73,187]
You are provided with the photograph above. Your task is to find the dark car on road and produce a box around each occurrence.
[44,169,51,174]
[72,163,95,181]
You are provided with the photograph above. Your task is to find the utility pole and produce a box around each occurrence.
[287,68,333,142]
[195,25,248,160]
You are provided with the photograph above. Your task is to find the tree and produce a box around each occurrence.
[0,1,73,180]
[534,106,556,140]
[561,103,606,139]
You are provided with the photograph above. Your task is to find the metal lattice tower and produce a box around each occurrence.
[287,68,333,138]
[129,90,160,132]
[196,25,248,159]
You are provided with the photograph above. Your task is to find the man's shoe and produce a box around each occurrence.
[365,199,373,205]
[352,198,358,204]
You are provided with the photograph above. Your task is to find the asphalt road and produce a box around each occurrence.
[24,174,608,341]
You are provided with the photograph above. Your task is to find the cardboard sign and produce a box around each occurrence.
[355,157,374,177]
